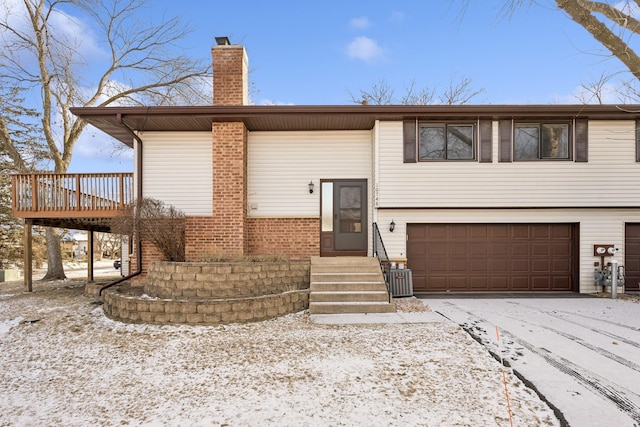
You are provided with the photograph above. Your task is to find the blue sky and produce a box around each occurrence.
[68,0,622,172]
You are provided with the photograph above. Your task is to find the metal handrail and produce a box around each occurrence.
[373,222,392,303]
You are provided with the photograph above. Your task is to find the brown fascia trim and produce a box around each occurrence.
[70,104,640,146]
[70,104,640,120]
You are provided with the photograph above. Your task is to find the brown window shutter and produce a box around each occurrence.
[403,120,417,163]
[498,119,512,162]
[636,119,640,162]
[479,119,492,163]
[574,119,588,162]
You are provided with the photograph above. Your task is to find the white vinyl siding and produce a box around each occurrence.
[140,132,212,216]
[375,208,640,293]
[377,120,640,208]
[248,131,372,217]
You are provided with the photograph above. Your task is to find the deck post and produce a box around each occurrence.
[23,220,33,292]
[88,230,94,283]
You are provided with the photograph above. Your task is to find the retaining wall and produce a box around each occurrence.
[101,260,311,325]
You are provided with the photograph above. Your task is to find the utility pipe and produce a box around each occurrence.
[99,115,144,296]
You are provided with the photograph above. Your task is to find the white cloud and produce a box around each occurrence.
[349,16,371,30]
[0,0,104,60]
[259,99,295,106]
[345,36,385,63]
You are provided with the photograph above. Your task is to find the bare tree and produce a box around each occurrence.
[0,0,211,279]
[477,1,640,96]
[349,79,396,105]
[350,76,484,105]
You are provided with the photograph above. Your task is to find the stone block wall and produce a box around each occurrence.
[144,260,309,299]
[101,260,311,325]
[102,287,309,325]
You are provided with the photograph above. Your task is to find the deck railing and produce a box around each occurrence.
[12,173,134,217]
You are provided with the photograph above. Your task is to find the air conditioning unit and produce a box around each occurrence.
[389,269,413,297]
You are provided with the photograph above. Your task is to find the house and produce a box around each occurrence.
[66,38,640,295]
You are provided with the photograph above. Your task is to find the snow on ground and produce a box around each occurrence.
[428,297,640,427]
[0,280,560,426]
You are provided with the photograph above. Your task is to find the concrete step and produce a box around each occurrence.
[311,272,381,282]
[311,266,381,274]
[310,281,387,292]
[311,256,380,267]
[308,256,394,315]
[309,301,396,314]
[309,291,390,303]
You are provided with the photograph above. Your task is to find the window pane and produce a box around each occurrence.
[515,125,539,160]
[419,126,445,160]
[321,182,333,231]
[447,125,474,159]
[542,124,569,158]
[339,186,361,233]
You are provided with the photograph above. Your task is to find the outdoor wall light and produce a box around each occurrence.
[389,220,396,232]
[308,181,315,194]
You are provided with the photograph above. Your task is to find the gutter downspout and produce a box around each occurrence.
[99,113,144,296]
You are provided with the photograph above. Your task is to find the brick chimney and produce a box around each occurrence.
[212,36,249,105]
[184,37,249,260]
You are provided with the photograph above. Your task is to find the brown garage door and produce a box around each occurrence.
[407,223,577,293]
[624,224,640,291]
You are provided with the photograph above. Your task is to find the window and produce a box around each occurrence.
[514,123,570,160]
[419,123,475,160]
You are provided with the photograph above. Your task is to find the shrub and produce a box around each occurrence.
[111,198,185,262]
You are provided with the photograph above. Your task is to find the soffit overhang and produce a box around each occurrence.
[70,104,640,147]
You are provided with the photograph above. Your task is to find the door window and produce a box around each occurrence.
[339,186,362,233]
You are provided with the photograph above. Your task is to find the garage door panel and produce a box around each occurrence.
[470,226,488,239]
[532,243,550,256]
[511,259,529,272]
[532,277,552,290]
[470,243,488,256]
[532,226,551,239]
[427,225,447,239]
[469,259,488,272]
[552,224,572,238]
[625,223,640,291]
[511,243,530,256]
[469,276,489,290]
[512,225,530,239]
[552,276,571,290]
[552,258,572,272]
[492,243,509,256]
[491,259,509,272]
[449,243,468,256]
[450,226,468,239]
[491,226,509,239]
[551,242,572,256]
[408,223,576,292]
[449,276,468,290]
[511,276,531,290]
[532,259,550,272]
[448,259,468,272]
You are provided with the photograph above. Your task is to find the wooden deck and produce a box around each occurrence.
[12,173,133,231]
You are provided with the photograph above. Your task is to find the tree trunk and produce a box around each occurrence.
[42,227,66,280]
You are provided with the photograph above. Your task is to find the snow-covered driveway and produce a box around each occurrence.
[426,297,640,427]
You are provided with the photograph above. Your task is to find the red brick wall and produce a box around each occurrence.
[212,45,246,105]
[129,239,164,284]
[248,217,320,259]
[184,217,217,260]
[201,121,248,257]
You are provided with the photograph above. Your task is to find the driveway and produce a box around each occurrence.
[425,296,640,427]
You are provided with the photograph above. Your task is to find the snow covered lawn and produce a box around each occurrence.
[0,280,559,426]
[428,297,640,427]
